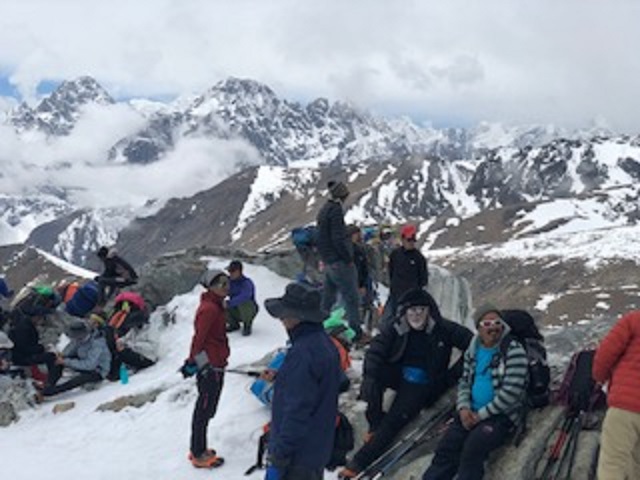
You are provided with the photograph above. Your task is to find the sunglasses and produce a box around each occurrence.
[404,237,417,242]
[478,319,502,328]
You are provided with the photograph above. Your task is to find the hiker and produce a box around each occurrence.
[181,269,230,469]
[593,309,640,480]
[380,223,428,328]
[339,289,472,478]
[0,277,14,329]
[264,282,342,480]
[422,305,528,480]
[104,293,156,381]
[291,226,323,287]
[95,246,138,305]
[41,319,111,397]
[225,260,258,336]
[348,224,378,333]
[8,303,59,387]
[316,180,363,340]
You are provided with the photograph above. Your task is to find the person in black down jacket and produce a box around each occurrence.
[95,246,138,305]
[316,181,363,340]
[339,289,473,478]
[264,282,342,480]
[380,223,428,328]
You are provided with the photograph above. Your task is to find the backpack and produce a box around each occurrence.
[65,281,100,318]
[555,349,606,414]
[291,226,317,252]
[108,293,148,336]
[249,349,287,406]
[500,309,551,409]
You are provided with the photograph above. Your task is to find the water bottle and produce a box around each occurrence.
[119,364,129,385]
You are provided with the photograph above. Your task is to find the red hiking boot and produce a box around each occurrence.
[188,450,224,469]
[338,466,359,479]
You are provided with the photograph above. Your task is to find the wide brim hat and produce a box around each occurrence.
[66,319,90,340]
[265,282,326,324]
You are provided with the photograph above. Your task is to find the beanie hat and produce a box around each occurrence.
[398,289,431,310]
[66,319,90,340]
[473,303,503,326]
[199,269,228,288]
[328,181,349,200]
[400,224,417,239]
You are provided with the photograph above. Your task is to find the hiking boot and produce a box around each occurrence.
[226,324,240,333]
[189,450,223,468]
[242,323,252,336]
[338,466,360,479]
[188,448,216,460]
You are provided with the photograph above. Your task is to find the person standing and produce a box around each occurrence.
[316,180,363,340]
[181,269,230,469]
[593,309,640,480]
[225,260,258,336]
[381,224,428,327]
[264,282,342,480]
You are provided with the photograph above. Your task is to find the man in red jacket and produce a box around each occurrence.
[182,269,230,469]
[593,310,640,480]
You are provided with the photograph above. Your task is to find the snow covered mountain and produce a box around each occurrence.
[7,76,115,136]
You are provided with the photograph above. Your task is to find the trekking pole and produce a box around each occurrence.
[356,407,453,480]
[211,366,262,377]
[562,412,583,480]
[537,414,575,480]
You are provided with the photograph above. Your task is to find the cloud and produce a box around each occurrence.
[0,0,639,131]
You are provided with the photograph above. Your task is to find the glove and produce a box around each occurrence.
[180,361,198,378]
[265,465,280,480]
[359,377,379,402]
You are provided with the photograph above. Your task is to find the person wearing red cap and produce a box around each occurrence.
[380,223,428,328]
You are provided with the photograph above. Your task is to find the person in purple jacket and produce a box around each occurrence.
[225,260,258,336]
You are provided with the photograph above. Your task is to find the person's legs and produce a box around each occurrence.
[22,352,58,385]
[119,348,155,371]
[321,265,339,315]
[364,364,402,432]
[353,382,434,471]
[42,370,102,396]
[423,416,470,480]
[190,370,224,457]
[235,301,258,336]
[379,296,397,329]
[225,308,241,332]
[283,465,323,480]
[597,407,640,480]
[456,415,513,480]
[332,262,362,336]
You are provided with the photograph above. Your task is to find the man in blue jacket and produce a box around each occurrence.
[225,260,258,336]
[264,282,342,480]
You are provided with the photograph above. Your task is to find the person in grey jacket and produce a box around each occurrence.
[41,319,111,397]
[423,305,528,480]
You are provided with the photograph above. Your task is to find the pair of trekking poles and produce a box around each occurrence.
[536,409,586,480]
[351,406,453,480]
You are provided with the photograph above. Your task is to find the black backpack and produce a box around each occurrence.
[500,309,551,409]
[555,349,605,414]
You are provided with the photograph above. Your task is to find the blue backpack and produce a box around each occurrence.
[291,226,317,251]
[65,281,100,318]
[250,349,287,406]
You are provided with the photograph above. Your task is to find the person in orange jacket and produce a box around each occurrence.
[593,310,640,480]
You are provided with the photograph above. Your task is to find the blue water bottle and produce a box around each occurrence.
[120,364,129,385]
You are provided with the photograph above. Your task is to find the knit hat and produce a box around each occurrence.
[473,303,503,326]
[328,181,349,200]
[199,269,229,288]
[66,319,90,340]
[227,260,243,272]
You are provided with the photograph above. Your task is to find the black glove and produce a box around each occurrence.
[180,360,198,378]
[359,377,379,402]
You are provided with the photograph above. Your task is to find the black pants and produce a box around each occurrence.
[282,465,323,480]
[353,365,445,470]
[423,414,513,480]
[42,366,102,396]
[108,348,155,379]
[190,369,224,457]
[14,352,57,385]
[96,277,136,304]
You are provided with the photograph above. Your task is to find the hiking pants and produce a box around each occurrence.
[109,348,155,379]
[379,296,398,329]
[190,368,224,457]
[14,351,57,384]
[226,301,258,331]
[423,414,513,480]
[597,406,640,480]
[281,465,323,480]
[42,367,102,396]
[321,261,362,336]
[354,367,444,471]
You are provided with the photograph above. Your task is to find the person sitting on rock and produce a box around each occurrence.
[225,260,258,336]
[41,319,111,398]
[95,246,138,305]
[422,305,528,480]
[339,289,473,478]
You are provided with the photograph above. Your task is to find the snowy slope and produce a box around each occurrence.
[0,260,342,480]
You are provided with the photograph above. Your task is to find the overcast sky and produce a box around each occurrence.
[1,0,639,131]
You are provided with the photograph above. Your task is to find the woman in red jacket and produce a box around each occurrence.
[182,269,230,469]
[593,310,640,480]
